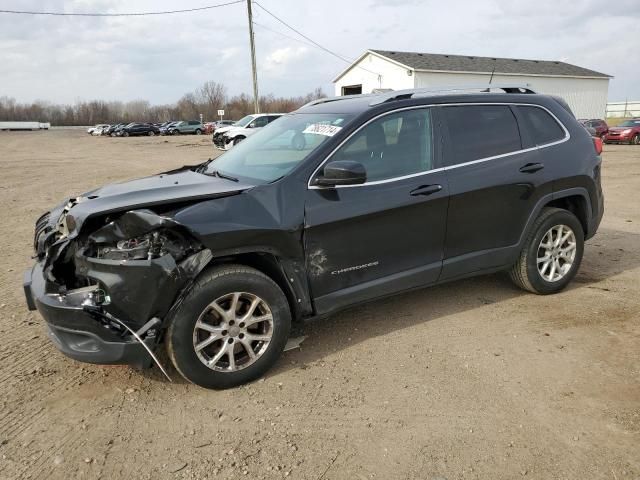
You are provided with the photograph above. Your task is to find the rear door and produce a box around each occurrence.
[304,107,449,314]
[439,103,552,280]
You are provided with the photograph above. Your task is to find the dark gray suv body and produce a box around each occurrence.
[24,85,604,389]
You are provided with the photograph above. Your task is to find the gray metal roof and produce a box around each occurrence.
[370,49,611,78]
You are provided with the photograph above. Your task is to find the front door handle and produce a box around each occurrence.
[410,184,443,196]
[519,162,545,174]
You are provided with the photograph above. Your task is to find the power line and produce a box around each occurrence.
[253,2,381,77]
[0,1,243,17]
[253,21,317,50]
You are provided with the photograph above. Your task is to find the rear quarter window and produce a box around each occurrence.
[518,106,566,146]
[442,105,521,165]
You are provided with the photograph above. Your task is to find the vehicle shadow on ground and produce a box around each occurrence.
[141,227,639,385]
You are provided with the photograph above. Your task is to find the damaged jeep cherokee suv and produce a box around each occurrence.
[24,85,604,389]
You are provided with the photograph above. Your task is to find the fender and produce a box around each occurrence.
[519,187,592,247]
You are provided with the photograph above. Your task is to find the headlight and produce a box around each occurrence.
[622,129,632,135]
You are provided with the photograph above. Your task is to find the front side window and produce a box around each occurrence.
[442,105,521,165]
[206,113,352,183]
[330,109,433,182]
[251,116,269,128]
[518,106,566,145]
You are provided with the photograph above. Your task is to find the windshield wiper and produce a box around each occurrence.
[195,158,214,173]
[206,170,239,182]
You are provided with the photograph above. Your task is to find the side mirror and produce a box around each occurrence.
[314,161,367,187]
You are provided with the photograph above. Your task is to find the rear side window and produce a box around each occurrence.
[518,106,565,145]
[442,105,521,165]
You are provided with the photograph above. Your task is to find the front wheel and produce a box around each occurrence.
[166,265,291,389]
[148,130,155,136]
[631,134,640,145]
[195,129,202,135]
[233,136,244,146]
[509,208,584,294]
[122,131,129,137]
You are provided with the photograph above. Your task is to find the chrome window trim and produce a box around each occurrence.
[307,102,570,190]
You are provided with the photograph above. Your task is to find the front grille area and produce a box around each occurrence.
[213,133,226,148]
[34,212,52,255]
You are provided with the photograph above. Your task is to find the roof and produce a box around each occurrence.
[335,49,611,81]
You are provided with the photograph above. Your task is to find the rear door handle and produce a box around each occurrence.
[519,162,544,174]
[410,184,443,196]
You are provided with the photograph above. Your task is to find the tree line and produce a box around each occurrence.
[0,82,327,126]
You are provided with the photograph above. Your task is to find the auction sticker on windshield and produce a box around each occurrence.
[303,123,342,137]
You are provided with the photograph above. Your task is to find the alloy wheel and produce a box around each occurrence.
[193,292,274,372]
[537,224,577,282]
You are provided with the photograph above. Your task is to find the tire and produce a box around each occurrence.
[148,131,155,136]
[631,134,640,146]
[509,207,584,295]
[122,131,129,137]
[166,264,291,389]
[233,136,245,146]
[172,130,179,135]
[195,129,202,135]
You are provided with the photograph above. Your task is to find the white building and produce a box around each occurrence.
[333,50,611,119]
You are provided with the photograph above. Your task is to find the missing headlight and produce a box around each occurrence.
[96,230,192,261]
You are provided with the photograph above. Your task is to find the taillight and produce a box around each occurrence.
[592,136,603,155]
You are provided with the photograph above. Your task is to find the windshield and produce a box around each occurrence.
[206,113,353,183]
[234,115,255,128]
[618,120,640,127]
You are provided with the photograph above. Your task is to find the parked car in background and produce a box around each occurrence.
[604,119,640,145]
[24,85,604,389]
[159,121,178,135]
[204,120,235,134]
[91,125,111,136]
[119,123,160,137]
[87,124,109,135]
[168,120,204,135]
[104,123,126,136]
[213,114,283,150]
[578,119,608,139]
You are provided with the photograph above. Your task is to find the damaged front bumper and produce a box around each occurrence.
[24,262,155,368]
[25,208,214,369]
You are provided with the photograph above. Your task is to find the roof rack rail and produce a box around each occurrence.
[300,93,377,109]
[369,84,536,106]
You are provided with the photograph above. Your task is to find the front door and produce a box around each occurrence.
[304,107,449,314]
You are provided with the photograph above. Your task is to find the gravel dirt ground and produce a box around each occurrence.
[0,129,638,480]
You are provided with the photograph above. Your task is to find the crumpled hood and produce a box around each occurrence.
[61,169,253,228]
[215,126,235,135]
[224,127,250,137]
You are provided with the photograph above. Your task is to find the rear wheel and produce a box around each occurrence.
[509,208,584,294]
[166,265,291,389]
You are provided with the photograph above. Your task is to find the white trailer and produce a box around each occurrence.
[0,122,50,131]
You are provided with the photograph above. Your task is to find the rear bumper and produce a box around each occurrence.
[24,263,153,368]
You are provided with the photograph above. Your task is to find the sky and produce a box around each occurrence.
[0,0,638,105]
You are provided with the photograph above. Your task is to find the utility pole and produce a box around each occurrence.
[246,0,260,114]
